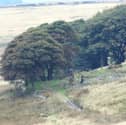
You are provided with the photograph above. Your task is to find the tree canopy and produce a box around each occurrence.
[79,5,126,69]
[1,5,126,87]
[1,21,78,87]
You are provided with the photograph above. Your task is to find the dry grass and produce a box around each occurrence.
[66,65,126,124]
[0,89,99,125]
[0,3,121,55]
[0,3,119,35]
[0,3,126,125]
[82,79,126,115]
[0,73,126,125]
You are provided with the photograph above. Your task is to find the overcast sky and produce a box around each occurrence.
[23,0,95,3]
[0,0,121,5]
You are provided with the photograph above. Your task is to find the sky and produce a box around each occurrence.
[23,0,95,3]
[0,0,22,5]
[0,0,122,5]
[0,0,94,5]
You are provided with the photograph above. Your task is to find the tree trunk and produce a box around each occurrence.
[25,80,29,87]
[41,70,46,81]
[47,66,53,81]
[100,54,104,67]
[31,82,35,91]
[100,53,106,67]
[100,52,107,67]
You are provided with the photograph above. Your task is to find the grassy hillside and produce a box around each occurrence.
[0,64,126,125]
[0,3,126,125]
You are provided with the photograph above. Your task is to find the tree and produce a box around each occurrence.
[42,21,80,73]
[69,19,85,41]
[79,5,126,69]
[1,20,80,88]
[2,5,126,88]
[1,31,66,88]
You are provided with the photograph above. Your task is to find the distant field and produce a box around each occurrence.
[0,3,122,55]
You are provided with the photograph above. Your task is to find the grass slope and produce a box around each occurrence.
[0,64,126,125]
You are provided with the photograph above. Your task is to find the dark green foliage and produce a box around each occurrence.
[69,19,85,40]
[39,21,80,71]
[79,5,126,69]
[1,21,78,87]
[2,5,126,87]
[47,21,79,44]
[2,31,65,85]
[36,21,79,44]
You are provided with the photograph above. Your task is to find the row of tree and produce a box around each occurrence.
[78,5,126,69]
[1,5,126,87]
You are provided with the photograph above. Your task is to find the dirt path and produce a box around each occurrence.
[55,92,83,111]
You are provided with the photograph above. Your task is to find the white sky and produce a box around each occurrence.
[23,0,95,3]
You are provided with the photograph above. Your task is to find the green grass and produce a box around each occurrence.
[75,67,108,78]
[35,63,126,94]
[1,63,126,125]
[33,63,126,116]
[35,79,67,94]
[89,68,109,76]
[34,67,110,96]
